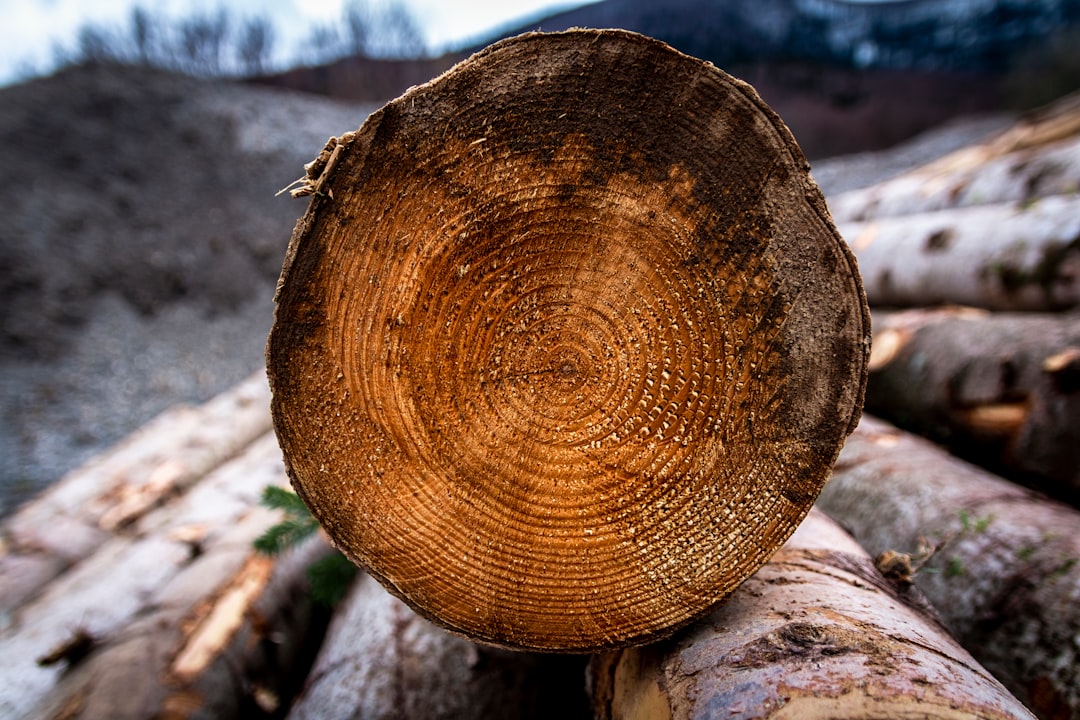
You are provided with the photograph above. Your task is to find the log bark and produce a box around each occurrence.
[0,370,271,614]
[867,307,1080,501]
[828,92,1080,223]
[816,415,1080,720]
[288,572,592,720]
[841,195,1080,311]
[268,28,869,652]
[0,432,317,720]
[30,532,332,720]
[589,508,1036,720]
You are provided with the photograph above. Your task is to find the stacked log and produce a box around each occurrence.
[590,508,1036,720]
[8,29,1080,720]
[816,415,1080,720]
[829,90,1080,312]
[0,377,333,720]
[867,307,1080,500]
[841,196,1080,311]
[0,370,272,614]
[828,91,1080,223]
[288,573,591,720]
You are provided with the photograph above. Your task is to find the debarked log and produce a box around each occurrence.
[267,28,870,653]
[288,572,591,720]
[868,307,1080,500]
[841,195,1080,311]
[828,93,1080,223]
[0,432,309,720]
[589,508,1036,720]
[0,370,272,615]
[816,415,1080,720]
[31,533,333,720]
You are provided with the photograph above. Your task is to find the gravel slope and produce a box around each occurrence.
[0,63,377,515]
[0,62,1012,517]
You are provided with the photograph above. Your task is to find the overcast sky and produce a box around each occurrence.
[0,0,601,86]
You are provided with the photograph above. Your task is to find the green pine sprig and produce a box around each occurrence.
[307,553,359,605]
[254,485,358,604]
[254,486,320,555]
[260,484,314,516]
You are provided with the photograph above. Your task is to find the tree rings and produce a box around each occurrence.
[267,29,870,651]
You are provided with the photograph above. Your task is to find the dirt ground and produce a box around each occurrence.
[0,61,1010,517]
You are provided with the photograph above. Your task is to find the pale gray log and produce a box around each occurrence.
[817,415,1080,720]
[590,508,1036,720]
[842,195,1080,311]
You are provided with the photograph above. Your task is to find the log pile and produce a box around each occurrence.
[3,30,1080,720]
[811,87,1080,720]
[836,95,1080,506]
[828,90,1080,312]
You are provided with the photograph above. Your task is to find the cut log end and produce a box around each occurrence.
[267,29,869,651]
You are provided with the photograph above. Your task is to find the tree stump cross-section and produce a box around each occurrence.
[267,29,870,652]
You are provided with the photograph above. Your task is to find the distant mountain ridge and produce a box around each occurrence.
[259,0,1074,158]
[509,0,1079,71]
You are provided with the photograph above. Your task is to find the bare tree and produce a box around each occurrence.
[344,2,370,56]
[302,0,427,63]
[131,7,154,64]
[74,25,118,64]
[49,0,425,80]
[375,2,425,58]
[236,17,274,76]
[177,9,230,76]
[302,23,346,66]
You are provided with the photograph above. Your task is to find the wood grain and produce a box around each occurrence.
[268,29,869,651]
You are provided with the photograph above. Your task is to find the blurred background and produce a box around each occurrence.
[2,0,1079,517]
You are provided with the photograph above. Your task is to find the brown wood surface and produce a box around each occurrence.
[590,508,1036,720]
[267,29,870,651]
[816,415,1080,720]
